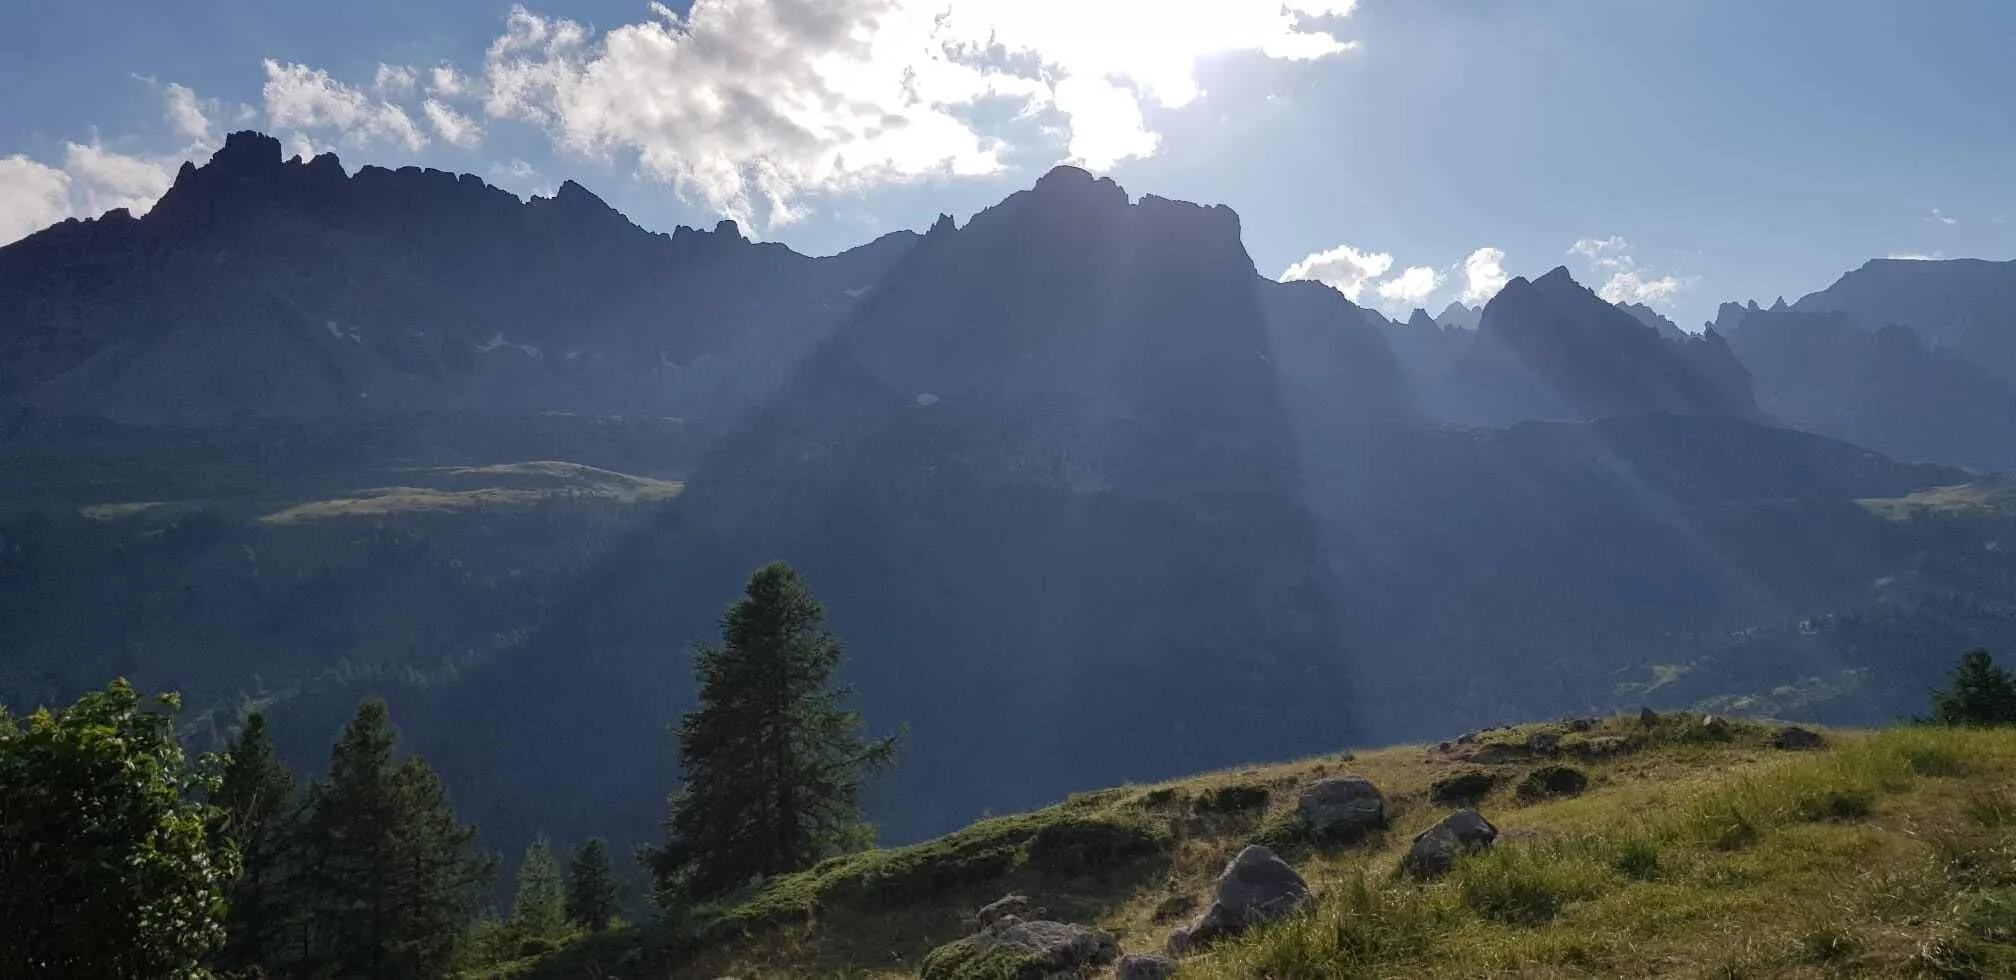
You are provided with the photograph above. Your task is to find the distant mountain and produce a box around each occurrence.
[1438,267,1761,424]
[1725,306,2016,472]
[1616,302,1688,340]
[1435,301,1482,331]
[1791,257,2016,386]
[409,167,1377,847]
[0,131,913,430]
[1374,307,1472,394]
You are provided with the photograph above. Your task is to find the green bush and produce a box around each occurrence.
[1430,770,1497,805]
[1194,783,1270,814]
[1517,765,1589,801]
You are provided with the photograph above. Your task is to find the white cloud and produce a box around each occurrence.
[162,83,216,145]
[1459,246,1509,304]
[1280,243,1393,302]
[423,99,484,149]
[61,143,175,216]
[1927,208,1957,226]
[263,59,429,151]
[0,155,75,245]
[374,63,418,99]
[1887,251,1944,261]
[477,0,1362,225]
[426,64,472,98]
[1597,270,1688,305]
[1375,265,1442,309]
[1567,235,1693,308]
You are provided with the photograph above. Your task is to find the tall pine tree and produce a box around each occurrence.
[212,712,301,974]
[508,835,568,943]
[299,700,493,978]
[566,838,620,933]
[651,562,900,899]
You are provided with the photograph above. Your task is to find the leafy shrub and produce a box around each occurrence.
[1517,765,1589,801]
[1430,770,1497,805]
[1932,649,2016,727]
[1194,783,1270,814]
[1024,817,1169,876]
[1609,836,1662,881]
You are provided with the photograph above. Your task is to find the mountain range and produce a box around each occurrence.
[3,133,2015,858]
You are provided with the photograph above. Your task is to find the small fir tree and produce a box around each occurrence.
[508,835,568,943]
[212,711,302,973]
[1932,648,2016,727]
[565,838,621,933]
[650,562,900,900]
[299,700,494,977]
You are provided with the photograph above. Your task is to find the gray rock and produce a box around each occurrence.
[1171,845,1310,951]
[1527,731,1562,754]
[1296,776,1385,839]
[978,894,1035,929]
[1117,953,1179,980]
[1456,731,1479,745]
[1403,808,1499,878]
[926,920,1119,980]
[1771,725,1825,750]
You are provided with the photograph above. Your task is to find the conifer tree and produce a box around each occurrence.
[508,835,568,943]
[566,838,620,933]
[212,712,301,973]
[300,700,493,978]
[1932,648,2016,727]
[650,562,900,899]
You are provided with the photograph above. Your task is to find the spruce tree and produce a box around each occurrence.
[212,712,301,974]
[1933,648,2016,727]
[566,838,620,933]
[508,835,568,943]
[300,700,494,978]
[651,562,900,899]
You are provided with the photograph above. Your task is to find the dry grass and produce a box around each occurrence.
[514,718,2016,979]
[257,461,682,524]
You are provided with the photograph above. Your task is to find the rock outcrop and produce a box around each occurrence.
[1296,776,1386,840]
[1169,845,1310,952]
[1404,808,1499,878]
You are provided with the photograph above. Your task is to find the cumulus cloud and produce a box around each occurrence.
[263,59,428,151]
[1459,246,1509,304]
[162,83,216,145]
[374,63,418,99]
[0,156,75,244]
[1280,244,1394,302]
[476,0,1361,224]
[1567,235,1693,308]
[61,143,176,216]
[423,99,484,149]
[1375,265,1443,308]
[426,64,473,98]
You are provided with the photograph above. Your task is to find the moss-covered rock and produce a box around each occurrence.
[1430,769,1498,804]
[1517,764,1589,801]
[920,920,1119,980]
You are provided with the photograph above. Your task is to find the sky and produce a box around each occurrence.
[3,0,2013,331]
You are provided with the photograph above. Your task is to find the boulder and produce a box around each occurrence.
[1403,808,1499,878]
[1527,731,1562,754]
[978,894,1035,929]
[1117,953,1179,980]
[1639,707,1659,726]
[1771,726,1825,750]
[1169,845,1309,952]
[921,920,1119,980]
[1429,769,1497,805]
[1296,776,1385,840]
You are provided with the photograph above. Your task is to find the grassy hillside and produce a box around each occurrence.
[513,715,2016,978]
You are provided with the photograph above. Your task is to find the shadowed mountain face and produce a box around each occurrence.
[395,167,1372,847]
[1724,307,2016,473]
[1437,268,1760,424]
[5,140,2015,869]
[0,131,914,430]
[1617,302,1688,341]
[1792,258,2016,386]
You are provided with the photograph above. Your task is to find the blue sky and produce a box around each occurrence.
[3,0,2012,330]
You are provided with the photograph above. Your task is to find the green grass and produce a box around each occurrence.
[511,722,2016,980]
[1860,481,2016,522]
